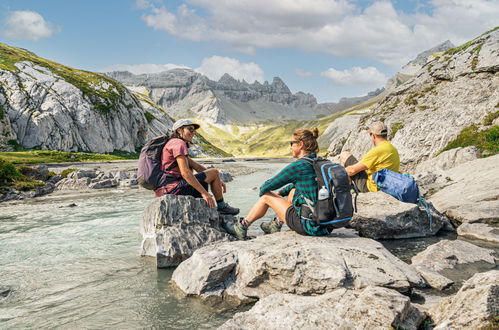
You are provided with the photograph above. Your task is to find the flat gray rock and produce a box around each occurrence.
[219,286,425,330]
[351,192,449,239]
[411,240,497,290]
[431,270,499,330]
[457,222,499,244]
[429,155,499,225]
[172,231,425,306]
[140,194,235,268]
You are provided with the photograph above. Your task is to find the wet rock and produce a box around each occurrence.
[140,194,235,268]
[55,177,91,190]
[67,170,98,179]
[220,286,425,330]
[429,155,499,225]
[219,171,233,183]
[457,222,499,244]
[351,192,449,239]
[430,270,499,330]
[411,240,497,290]
[88,179,119,189]
[47,175,63,184]
[172,232,424,305]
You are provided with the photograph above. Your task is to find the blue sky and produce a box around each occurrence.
[0,0,497,103]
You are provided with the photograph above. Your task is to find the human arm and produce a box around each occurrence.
[278,184,295,196]
[177,155,215,208]
[188,157,207,173]
[259,163,297,196]
[345,162,368,176]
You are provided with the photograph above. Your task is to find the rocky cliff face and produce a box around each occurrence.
[329,28,499,171]
[105,69,381,125]
[0,43,175,153]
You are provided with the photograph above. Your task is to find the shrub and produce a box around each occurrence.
[483,110,499,126]
[144,111,155,123]
[390,122,404,139]
[0,158,20,182]
[441,125,498,157]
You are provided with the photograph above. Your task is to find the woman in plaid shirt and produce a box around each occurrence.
[224,128,331,239]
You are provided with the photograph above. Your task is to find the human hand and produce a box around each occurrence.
[202,193,216,208]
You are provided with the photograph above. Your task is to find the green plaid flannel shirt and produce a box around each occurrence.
[259,154,329,236]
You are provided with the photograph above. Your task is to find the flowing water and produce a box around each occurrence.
[0,160,496,328]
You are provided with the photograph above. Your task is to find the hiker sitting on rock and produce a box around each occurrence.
[340,121,400,193]
[155,119,239,215]
[225,128,332,239]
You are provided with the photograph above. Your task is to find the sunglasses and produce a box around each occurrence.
[289,140,300,146]
[183,126,196,132]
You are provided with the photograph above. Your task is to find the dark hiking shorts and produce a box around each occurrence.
[170,172,208,198]
[285,206,331,236]
[344,155,369,193]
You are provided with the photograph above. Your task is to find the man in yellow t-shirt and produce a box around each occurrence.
[340,121,400,192]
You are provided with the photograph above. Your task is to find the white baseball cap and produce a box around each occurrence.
[172,119,201,132]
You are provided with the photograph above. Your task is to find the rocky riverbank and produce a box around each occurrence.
[138,154,498,329]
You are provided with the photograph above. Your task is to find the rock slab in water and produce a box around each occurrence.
[430,270,499,330]
[219,286,425,330]
[457,222,499,244]
[411,239,497,290]
[351,192,448,239]
[172,231,424,305]
[140,194,235,268]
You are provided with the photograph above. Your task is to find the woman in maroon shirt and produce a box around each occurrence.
[155,119,239,215]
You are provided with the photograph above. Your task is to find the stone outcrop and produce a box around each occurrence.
[430,270,499,329]
[350,192,449,239]
[140,195,235,268]
[428,154,499,225]
[317,114,361,154]
[220,286,425,330]
[172,231,425,305]
[457,223,499,244]
[338,29,499,171]
[411,240,497,290]
[55,169,137,190]
[414,146,479,174]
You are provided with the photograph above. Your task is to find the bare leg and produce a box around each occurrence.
[203,168,223,200]
[246,192,292,224]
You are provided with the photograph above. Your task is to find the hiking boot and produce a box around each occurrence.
[260,218,282,234]
[217,203,240,215]
[224,220,247,239]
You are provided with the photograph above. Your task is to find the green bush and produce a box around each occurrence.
[0,158,20,182]
[144,111,155,123]
[390,122,404,139]
[483,110,499,126]
[441,125,499,157]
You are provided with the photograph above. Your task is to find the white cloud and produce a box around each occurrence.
[295,68,313,77]
[196,56,264,83]
[138,0,499,67]
[2,10,58,41]
[99,63,189,75]
[321,66,387,88]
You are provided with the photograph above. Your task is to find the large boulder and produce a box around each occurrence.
[430,270,499,329]
[457,222,499,244]
[220,286,425,330]
[414,146,479,174]
[140,194,235,268]
[411,239,497,290]
[351,192,449,239]
[317,114,361,155]
[429,155,499,225]
[172,231,425,306]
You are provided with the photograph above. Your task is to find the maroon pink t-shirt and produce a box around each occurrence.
[154,138,188,196]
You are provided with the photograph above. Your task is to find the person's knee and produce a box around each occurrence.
[205,168,220,181]
[339,151,352,165]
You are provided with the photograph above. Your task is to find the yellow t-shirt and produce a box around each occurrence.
[360,141,400,192]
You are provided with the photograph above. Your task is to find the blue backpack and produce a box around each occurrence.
[372,169,419,203]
